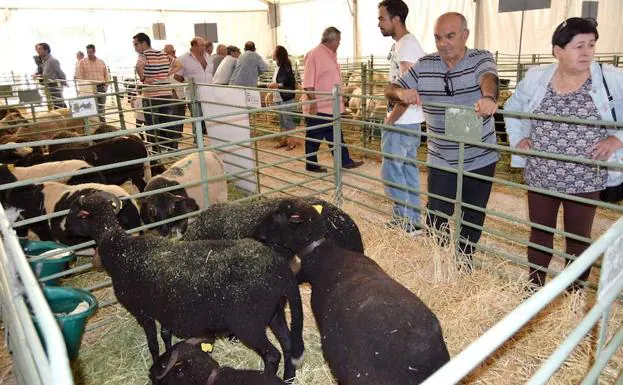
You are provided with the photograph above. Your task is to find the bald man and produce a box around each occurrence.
[385,12,500,264]
[212,44,227,75]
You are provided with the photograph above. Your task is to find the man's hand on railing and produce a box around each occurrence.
[394,88,421,106]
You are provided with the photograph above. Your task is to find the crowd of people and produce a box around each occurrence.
[28,0,623,290]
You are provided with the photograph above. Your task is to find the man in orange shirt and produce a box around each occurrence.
[303,26,363,172]
[76,44,109,122]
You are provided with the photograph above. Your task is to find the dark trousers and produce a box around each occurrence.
[305,113,354,169]
[426,162,496,257]
[143,98,176,153]
[95,84,107,123]
[48,82,66,109]
[527,190,600,288]
[189,102,207,143]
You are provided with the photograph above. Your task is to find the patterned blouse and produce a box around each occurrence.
[525,77,608,194]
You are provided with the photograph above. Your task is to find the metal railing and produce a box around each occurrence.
[0,77,621,384]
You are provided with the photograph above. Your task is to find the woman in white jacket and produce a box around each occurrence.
[504,17,623,289]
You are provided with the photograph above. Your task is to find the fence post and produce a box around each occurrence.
[454,142,466,256]
[188,78,212,208]
[42,77,52,112]
[112,76,126,130]
[360,62,368,150]
[332,84,343,208]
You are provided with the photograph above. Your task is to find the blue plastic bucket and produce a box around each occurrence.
[20,239,76,286]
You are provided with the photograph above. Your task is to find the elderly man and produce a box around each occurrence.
[212,44,227,75]
[175,37,214,139]
[385,12,499,262]
[303,27,363,172]
[228,41,268,87]
[76,44,109,122]
[213,45,241,85]
[134,32,182,152]
[36,42,67,109]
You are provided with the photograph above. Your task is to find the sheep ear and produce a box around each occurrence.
[77,210,91,218]
[155,348,180,380]
[288,213,303,224]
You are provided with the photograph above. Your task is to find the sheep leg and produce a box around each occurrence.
[136,316,160,362]
[160,326,172,351]
[231,326,281,376]
[268,301,294,381]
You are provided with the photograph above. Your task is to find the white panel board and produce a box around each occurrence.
[197,85,258,193]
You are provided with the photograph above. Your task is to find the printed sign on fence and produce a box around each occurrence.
[69,97,97,118]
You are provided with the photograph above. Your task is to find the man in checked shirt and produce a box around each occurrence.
[76,44,110,122]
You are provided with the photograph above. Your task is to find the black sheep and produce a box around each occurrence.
[65,191,305,381]
[254,199,450,385]
[14,135,150,191]
[182,196,364,262]
[150,341,286,385]
[0,166,140,243]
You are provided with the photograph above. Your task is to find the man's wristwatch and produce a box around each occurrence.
[483,95,497,102]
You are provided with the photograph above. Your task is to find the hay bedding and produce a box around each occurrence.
[59,200,622,385]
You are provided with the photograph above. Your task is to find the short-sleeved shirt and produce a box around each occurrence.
[137,48,172,98]
[213,56,237,85]
[228,51,268,87]
[303,44,344,114]
[394,49,499,170]
[526,78,608,194]
[388,33,425,124]
[178,52,213,85]
[76,57,108,84]
[212,54,225,75]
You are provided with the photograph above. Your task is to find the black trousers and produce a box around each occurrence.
[426,162,496,257]
[48,82,66,109]
[95,84,107,123]
[305,113,354,169]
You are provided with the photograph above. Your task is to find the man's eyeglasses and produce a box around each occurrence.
[444,71,454,96]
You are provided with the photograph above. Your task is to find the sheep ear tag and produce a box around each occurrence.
[312,205,323,214]
[7,164,14,172]
[201,342,213,353]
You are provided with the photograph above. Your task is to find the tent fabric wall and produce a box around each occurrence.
[0,9,272,75]
[357,0,476,58]
[475,0,623,55]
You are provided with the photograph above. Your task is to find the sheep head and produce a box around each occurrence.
[254,198,328,256]
[149,341,219,385]
[140,192,199,238]
[65,191,122,240]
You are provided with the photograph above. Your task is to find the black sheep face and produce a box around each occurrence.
[150,342,218,385]
[140,193,199,237]
[254,199,328,254]
[65,192,121,239]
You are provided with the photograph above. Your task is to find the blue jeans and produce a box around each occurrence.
[381,123,422,223]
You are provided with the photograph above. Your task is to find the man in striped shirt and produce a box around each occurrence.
[385,12,499,263]
[76,44,109,122]
[134,32,182,152]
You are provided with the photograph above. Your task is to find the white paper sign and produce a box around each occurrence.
[70,97,98,118]
[198,85,258,193]
[245,90,262,109]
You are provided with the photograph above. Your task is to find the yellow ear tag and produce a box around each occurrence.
[201,343,213,353]
[7,164,15,172]
[312,205,323,214]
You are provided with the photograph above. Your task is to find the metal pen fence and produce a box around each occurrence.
[0,78,621,384]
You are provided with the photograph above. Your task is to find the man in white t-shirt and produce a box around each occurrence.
[378,0,426,235]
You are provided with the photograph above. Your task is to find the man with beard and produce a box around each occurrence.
[378,0,426,236]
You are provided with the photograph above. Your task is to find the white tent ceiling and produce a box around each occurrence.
[0,0,269,12]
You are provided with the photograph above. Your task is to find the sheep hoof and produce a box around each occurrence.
[291,351,305,368]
